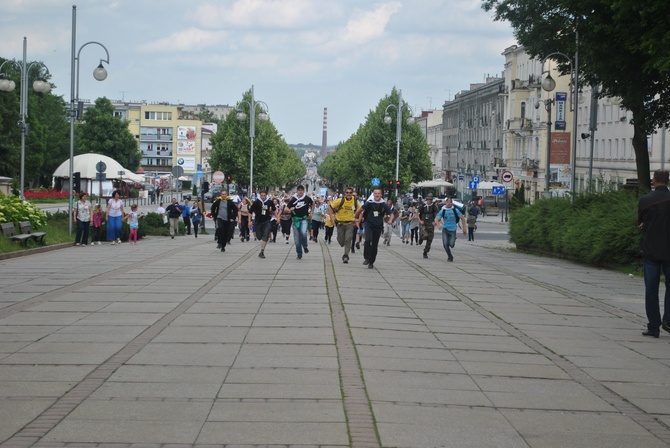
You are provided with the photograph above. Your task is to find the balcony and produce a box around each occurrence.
[521,158,539,170]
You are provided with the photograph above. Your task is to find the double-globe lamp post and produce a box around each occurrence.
[538,52,576,195]
[236,85,269,198]
[68,5,110,235]
[0,37,52,199]
[383,89,414,199]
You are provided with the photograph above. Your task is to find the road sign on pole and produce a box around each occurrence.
[469,181,478,189]
[492,186,506,195]
[501,170,514,183]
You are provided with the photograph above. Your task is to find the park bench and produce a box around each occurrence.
[0,221,46,246]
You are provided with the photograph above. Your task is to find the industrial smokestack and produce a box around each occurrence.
[321,107,327,158]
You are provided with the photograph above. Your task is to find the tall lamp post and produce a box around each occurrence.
[68,5,110,235]
[0,37,52,198]
[236,85,269,197]
[539,53,574,194]
[384,89,414,198]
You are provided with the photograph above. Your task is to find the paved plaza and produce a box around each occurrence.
[1,217,670,447]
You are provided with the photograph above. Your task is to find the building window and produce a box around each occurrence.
[144,111,172,120]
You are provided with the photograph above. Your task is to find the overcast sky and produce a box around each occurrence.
[1,0,516,145]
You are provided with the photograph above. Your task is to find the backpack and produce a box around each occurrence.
[332,196,358,213]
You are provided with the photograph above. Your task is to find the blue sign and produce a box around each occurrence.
[492,186,507,195]
[371,177,380,187]
[469,181,478,189]
[472,176,480,183]
[197,164,202,171]
[458,175,464,181]
[319,188,328,196]
[555,92,567,130]
[196,170,203,178]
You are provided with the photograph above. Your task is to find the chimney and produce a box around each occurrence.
[321,107,328,158]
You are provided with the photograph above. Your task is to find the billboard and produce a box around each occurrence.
[550,132,571,165]
[177,141,196,155]
[177,126,196,140]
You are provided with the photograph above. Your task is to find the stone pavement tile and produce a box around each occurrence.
[360,356,466,374]
[42,421,202,445]
[232,353,338,369]
[152,326,248,343]
[196,421,349,445]
[121,292,189,303]
[436,333,538,353]
[0,352,115,365]
[356,345,456,361]
[218,383,341,400]
[619,340,670,360]
[225,367,339,385]
[44,325,149,343]
[257,303,330,313]
[1,312,90,326]
[243,327,334,345]
[199,293,266,303]
[0,341,31,353]
[606,383,670,414]
[72,312,164,326]
[373,402,529,448]
[500,409,669,448]
[473,377,615,412]
[565,352,660,369]
[0,398,56,442]
[127,343,241,366]
[208,400,345,422]
[29,301,111,312]
[15,341,125,356]
[236,344,337,358]
[96,302,179,313]
[109,365,229,383]
[67,399,213,421]
[347,319,435,332]
[0,326,62,341]
[0,365,94,382]
[171,313,255,327]
[89,381,221,399]
[186,303,261,314]
[0,380,80,397]
[459,362,571,379]
[251,313,332,327]
[262,294,330,304]
[581,366,670,383]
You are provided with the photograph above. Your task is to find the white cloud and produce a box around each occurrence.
[139,28,229,52]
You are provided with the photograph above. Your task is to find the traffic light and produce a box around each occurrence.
[226,174,232,182]
[388,180,394,186]
[202,181,209,194]
[72,172,81,192]
[396,180,402,187]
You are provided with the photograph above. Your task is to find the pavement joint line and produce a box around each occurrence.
[1,243,258,447]
[388,246,670,446]
[322,242,381,448]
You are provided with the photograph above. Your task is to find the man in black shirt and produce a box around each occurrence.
[418,194,439,258]
[638,169,670,337]
[211,190,238,252]
[354,188,393,269]
[286,185,314,259]
[249,190,277,259]
[165,198,182,239]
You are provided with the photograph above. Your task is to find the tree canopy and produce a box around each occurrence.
[75,97,141,171]
[209,89,304,192]
[482,0,670,192]
[318,88,432,196]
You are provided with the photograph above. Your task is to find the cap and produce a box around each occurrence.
[426,194,433,200]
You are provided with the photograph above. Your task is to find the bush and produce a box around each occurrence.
[24,188,69,201]
[0,193,48,229]
[509,190,639,268]
[142,212,184,236]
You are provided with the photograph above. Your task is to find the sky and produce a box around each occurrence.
[1,0,516,145]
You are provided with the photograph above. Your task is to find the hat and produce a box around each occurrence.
[426,194,433,200]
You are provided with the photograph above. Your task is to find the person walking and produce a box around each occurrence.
[323,212,334,244]
[409,203,420,245]
[182,199,192,235]
[238,197,252,242]
[467,208,477,241]
[74,192,92,246]
[382,199,398,246]
[311,199,326,242]
[165,198,182,239]
[400,203,412,244]
[248,190,276,259]
[354,188,393,269]
[327,187,360,264]
[436,198,467,262]
[211,189,238,252]
[191,200,202,238]
[286,185,314,259]
[106,190,125,245]
[123,204,144,244]
[90,204,104,245]
[279,197,293,244]
[418,194,439,258]
[638,169,670,337]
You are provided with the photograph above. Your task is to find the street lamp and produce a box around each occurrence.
[236,85,269,197]
[539,53,574,194]
[0,37,52,198]
[68,5,110,234]
[384,89,414,198]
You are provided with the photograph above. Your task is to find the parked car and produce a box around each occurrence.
[204,185,223,202]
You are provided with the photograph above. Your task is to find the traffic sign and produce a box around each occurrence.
[212,171,225,183]
[171,166,184,177]
[458,175,464,181]
[492,186,507,195]
[472,175,480,183]
[96,161,106,173]
[371,177,380,187]
[469,181,478,189]
[501,170,514,183]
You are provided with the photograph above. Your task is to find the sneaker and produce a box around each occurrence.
[356,242,360,250]
[304,247,309,254]
[368,264,374,269]
[117,238,121,244]
[297,255,302,260]
[351,247,355,254]
[342,255,349,264]
[82,244,87,247]
[447,257,454,262]
[111,241,115,245]
[423,251,428,259]
[75,243,80,246]
[286,240,289,245]
[258,251,265,259]
[221,247,225,252]
[662,322,670,334]
[363,259,369,265]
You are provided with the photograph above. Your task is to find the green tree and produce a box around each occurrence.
[209,89,305,191]
[482,0,670,192]
[76,97,141,170]
[318,88,432,195]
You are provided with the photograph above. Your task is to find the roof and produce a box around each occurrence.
[52,154,144,183]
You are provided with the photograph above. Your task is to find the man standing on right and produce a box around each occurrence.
[436,198,467,262]
[327,187,360,264]
[211,189,238,252]
[638,169,670,338]
[418,194,439,258]
[165,197,182,239]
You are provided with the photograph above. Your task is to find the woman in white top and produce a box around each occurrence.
[106,190,125,244]
[73,192,91,246]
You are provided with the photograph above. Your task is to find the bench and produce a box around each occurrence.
[0,221,46,246]
[19,221,46,245]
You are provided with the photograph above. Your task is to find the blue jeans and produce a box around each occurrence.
[106,215,122,241]
[293,218,309,256]
[401,221,411,239]
[643,258,670,331]
[441,229,457,259]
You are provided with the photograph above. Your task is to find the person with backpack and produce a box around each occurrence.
[354,188,393,269]
[436,198,467,262]
[327,187,360,264]
[418,194,439,258]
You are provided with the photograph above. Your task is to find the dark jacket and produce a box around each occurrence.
[211,197,238,222]
[638,185,670,260]
[165,202,182,219]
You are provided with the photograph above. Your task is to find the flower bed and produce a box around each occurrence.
[24,188,70,201]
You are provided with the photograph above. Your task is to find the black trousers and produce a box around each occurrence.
[364,225,383,265]
[183,216,191,234]
[216,219,233,248]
